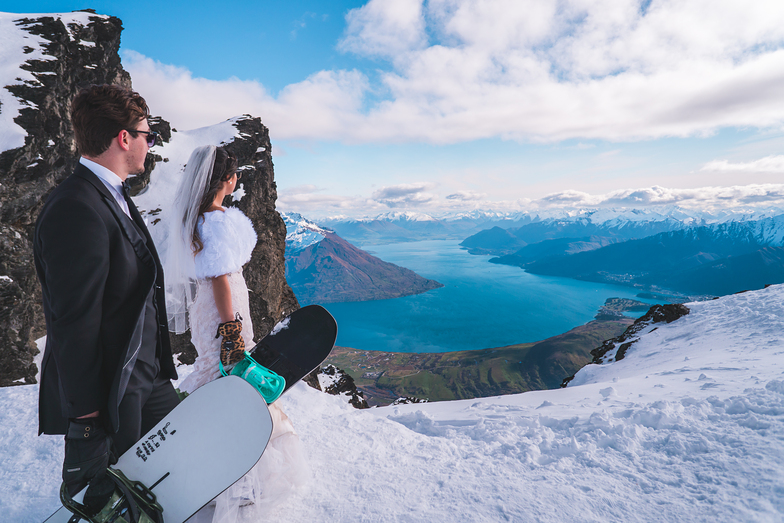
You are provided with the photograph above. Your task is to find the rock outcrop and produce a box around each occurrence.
[0,12,130,385]
[0,12,298,384]
[166,116,300,360]
[308,364,369,409]
[560,303,690,387]
[225,117,299,337]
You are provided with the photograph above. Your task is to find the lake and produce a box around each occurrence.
[322,240,659,353]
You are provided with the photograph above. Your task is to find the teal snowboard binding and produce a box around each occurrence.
[220,351,286,403]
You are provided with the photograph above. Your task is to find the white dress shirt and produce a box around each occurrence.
[79,157,131,218]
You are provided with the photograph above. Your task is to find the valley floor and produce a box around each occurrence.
[2,287,783,522]
[327,318,633,405]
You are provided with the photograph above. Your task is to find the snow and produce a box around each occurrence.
[2,285,784,521]
[375,211,438,222]
[0,12,106,153]
[270,316,290,336]
[231,183,246,202]
[281,211,331,253]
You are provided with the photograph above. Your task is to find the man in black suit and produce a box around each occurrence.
[34,84,179,495]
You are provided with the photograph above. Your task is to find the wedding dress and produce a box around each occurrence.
[180,207,309,523]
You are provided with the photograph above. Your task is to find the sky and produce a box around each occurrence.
[3,0,784,218]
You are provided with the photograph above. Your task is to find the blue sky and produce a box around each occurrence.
[3,1,784,217]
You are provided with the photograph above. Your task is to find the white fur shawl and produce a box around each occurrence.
[194,207,257,279]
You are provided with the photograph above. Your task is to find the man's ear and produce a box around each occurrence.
[116,129,131,152]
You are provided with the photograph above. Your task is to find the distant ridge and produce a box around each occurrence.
[320,206,784,246]
[517,218,784,297]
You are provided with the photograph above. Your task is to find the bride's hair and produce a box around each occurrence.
[192,147,238,253]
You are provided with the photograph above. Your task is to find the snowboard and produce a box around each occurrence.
[44,376,273,523]
[249,304,338,396]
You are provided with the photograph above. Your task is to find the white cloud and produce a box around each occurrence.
[446,190,487,201]
[339,0,427,61]
[536,184,784,209]
[279,181,784,217]
[125,1,784,144]
[701,155,784,173]
[277,184,376,215]
[123,51,368,140]
[371,182,438,207]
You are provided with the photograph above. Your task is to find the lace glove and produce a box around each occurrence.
[62,417,117,496]
[216,313,245,367]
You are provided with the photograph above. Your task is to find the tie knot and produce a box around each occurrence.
[121,181,131,199]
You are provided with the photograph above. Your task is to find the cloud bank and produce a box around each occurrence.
[125,0,784,144]
[277,180,784,218]
[538,184,784,209]
[700,155,784,173]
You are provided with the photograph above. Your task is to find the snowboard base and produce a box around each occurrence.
[44,376,273,523]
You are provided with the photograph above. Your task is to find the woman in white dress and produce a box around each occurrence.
[164,145,308,522]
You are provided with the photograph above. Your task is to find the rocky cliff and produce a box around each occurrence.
[143,115,300,361]
[0,11,131,386]
[0,11,298,384]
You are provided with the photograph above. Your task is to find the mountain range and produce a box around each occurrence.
[320,207,783,246]
[480,214,784,298]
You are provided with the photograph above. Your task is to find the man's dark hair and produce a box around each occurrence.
[71,84,150,157]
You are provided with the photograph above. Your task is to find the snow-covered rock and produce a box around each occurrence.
[280,211,331,254]
[0,11,130,386]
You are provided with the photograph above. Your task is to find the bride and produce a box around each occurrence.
[164,145,308,522]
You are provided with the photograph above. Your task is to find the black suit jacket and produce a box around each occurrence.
[34,163,177,435]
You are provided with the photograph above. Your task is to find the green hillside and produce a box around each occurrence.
[325,318,633,406]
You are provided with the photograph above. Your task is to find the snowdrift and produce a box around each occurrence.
[2,285,783,522]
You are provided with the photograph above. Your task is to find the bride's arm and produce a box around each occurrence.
[212,274,235,323]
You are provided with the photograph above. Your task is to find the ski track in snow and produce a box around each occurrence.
[2,287,784,522]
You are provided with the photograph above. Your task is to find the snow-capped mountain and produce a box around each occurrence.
[0,11,108,153]
[512,215,784,298]
[5,285,783,521]
[280,211,332,254]
[281,211,443,305]
[320,206,784,246]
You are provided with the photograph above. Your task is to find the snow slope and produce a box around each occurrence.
[2,286,783,522]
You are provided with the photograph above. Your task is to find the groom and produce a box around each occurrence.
[34,84,179,495]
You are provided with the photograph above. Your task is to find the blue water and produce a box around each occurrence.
[322,240,657,353]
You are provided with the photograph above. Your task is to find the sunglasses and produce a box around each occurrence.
[125,129,160,147]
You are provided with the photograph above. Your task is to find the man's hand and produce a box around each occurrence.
[62,418,116,496]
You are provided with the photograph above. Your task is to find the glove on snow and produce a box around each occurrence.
[216,313,245,367]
